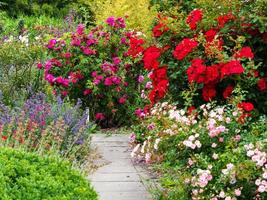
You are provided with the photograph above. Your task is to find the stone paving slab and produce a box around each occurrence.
[88,134,150,200]
[92,181,146,192]
[98,191,147,200]
[89,172,141,182]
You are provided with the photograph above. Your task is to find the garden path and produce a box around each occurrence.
[88,134,151,200]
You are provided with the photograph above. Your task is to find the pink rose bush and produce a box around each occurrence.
[38,17,149,127]
[131,101,267,199]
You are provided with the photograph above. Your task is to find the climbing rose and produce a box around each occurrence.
[205,65,220,84]
[173,38,198,60]
[186,9,203,30]
[257,78,267,91]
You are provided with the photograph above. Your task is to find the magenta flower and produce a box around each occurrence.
[111,76,121,85]
[104,77,113,86]
[47,39,57,49]
[120,37,127,44]
[37,63,43,69]
[64,52,72,59]
[91,71,98,77]
[137,75,144,83]
[145,81,153,89]
[45,74,56,84]
[71,37,81,46]
[61,90,68,97]
[106,16,116,27]
[83,89,92,96]
[116,17,126,28]
[112,57,121,65]
[44,61,52,71]
[95,113,105,121]
[129,133,136,143]
[76,24,85,35]
[119,96,127,104]
[82,47,96,55]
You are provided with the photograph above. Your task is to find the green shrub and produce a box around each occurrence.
[86,0,157,37]
[0,0,75,18]
[0,147,98,200]
[0,40,45,105]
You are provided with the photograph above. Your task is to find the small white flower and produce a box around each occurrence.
[195,140,202,148]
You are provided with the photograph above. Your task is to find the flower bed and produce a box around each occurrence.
[131,102,267,199]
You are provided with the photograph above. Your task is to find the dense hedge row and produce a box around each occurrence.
[0,148,98,199]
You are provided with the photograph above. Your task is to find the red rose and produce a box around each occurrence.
[186,9,203,30]
[173,38,198,60]
[217,13,235,28]
[204,28,218,42]
[238,102,254,112]
[234,47,254,59]
[187,106,196,115]
[223,85,234,99]
[127,37,144,58]
[1,135,7,141]
[202,85,217,101]
[257,78,267,91]
[221,60,244,78]
[186,58,206,83]
[205,65,220,84]
[152,23,169,38]
[150,67,168,83]
[143,46,161,70]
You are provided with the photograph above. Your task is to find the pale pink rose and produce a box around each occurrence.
[234,189,241,196]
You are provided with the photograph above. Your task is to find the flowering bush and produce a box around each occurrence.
[38,17,148,126]
[143,1,267,113]
[131,102,267,199]
[0,93,95,164]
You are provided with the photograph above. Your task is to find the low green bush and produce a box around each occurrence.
[0,147,98,200]
[0,39,45,105]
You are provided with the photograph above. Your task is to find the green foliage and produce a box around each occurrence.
[0,0,75,18]
[0,39,45,104]
[86,0,157,37]
[0,147,98,200]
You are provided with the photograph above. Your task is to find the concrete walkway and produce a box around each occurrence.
[88,134,150,200]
